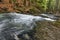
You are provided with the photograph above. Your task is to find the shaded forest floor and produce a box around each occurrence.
[34,20,60,40]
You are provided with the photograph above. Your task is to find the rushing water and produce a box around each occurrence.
[0,13,59,40]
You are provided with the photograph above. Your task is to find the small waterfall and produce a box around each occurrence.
[0,13,59,40]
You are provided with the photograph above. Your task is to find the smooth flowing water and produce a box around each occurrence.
[0,13,58,40]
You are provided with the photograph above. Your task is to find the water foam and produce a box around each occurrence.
[0,13,56,40]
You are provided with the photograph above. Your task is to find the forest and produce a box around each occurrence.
[0,0,60,15]
[0,0,60,40]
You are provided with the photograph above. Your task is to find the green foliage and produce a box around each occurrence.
[1,0,60,13]
[13,0,16,2]
[31,0,60,13]
[32,0,49,12]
